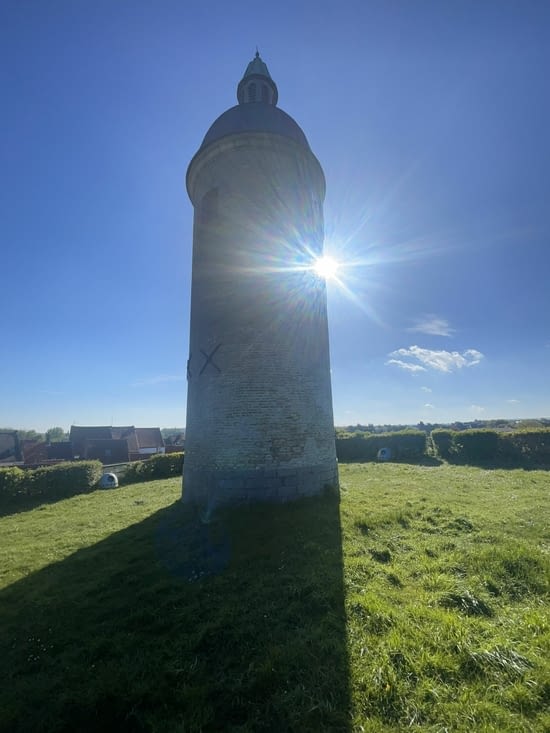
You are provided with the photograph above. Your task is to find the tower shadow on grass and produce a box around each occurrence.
[0,495,350,732]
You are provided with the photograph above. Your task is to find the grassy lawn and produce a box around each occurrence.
[0,464,548,732]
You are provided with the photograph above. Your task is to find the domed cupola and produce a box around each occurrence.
[195,52,312,155]
[237,50,279,106]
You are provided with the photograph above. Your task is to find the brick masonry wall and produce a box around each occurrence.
[184,133,338,506]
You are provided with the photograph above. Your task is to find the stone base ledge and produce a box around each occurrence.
[183,462,339,511]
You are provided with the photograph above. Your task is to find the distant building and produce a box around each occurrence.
[0,431,21,463]
[15,439,73,467]
[69,426,165,463]
[0,427,165,468]
[21,440,49,465]
[47,442,74,461]
[132,428,166,457]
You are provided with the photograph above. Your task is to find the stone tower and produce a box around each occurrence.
[183,52,338,511]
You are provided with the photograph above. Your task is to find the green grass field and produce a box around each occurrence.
[1,464,548,732]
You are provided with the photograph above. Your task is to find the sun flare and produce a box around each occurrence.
[313,255,340,280]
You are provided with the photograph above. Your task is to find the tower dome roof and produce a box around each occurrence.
[197,52,310,152]
[199,104,310,151]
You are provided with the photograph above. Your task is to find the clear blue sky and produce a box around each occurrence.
[2,0,549,432]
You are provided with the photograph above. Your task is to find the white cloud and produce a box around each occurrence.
[387,345,484,373]
[469,404,485,414]
[409,314,455,337]
[132,374,185,387]
[506,399,520,404]
[421,386,432,393]
[385,358,426,373]
[424,403,435,409]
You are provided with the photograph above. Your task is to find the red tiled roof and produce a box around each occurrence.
[21,440,48,464]
[135,428,164,449]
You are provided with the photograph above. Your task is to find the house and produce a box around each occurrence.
[0,431,21,464]
[69,426,165,464]
[21,440,76,467]
[21,440,49,465]
[132,428,165,459]
[81,438,130,464]
[47,442,74,461]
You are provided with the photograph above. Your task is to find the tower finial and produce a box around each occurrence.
[237,50,278,106]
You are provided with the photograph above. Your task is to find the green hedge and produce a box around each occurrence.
[0,467,25,498]
[336,430,426,463]
[122,452,184,485]
[431,430,454,460]
[28,461,103,498]
[337,427,550,466]
[500,429,550,466]
[0,461,103,500]
[1,454,184,500]
[431,428,550,466]
[453,430,500,463]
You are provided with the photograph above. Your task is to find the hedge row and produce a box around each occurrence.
[336,428,550,466]
[0,453,186,500]
[431,428,550,466]
[0,461,103,500]
[336,430,427,463]
[122,452,184,484]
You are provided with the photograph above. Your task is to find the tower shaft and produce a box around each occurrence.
[183,56,338,509]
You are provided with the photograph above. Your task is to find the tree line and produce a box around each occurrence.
[1,427,68,443]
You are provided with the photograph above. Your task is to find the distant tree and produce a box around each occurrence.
[515,419,545,431]
[45,427,67,443]
[16,429,45,442]
[161,428,185,441]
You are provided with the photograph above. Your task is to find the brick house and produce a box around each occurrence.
[69,426,165,464]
